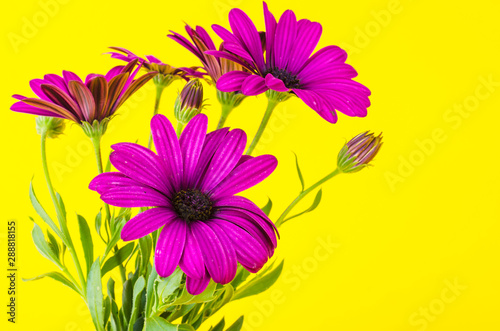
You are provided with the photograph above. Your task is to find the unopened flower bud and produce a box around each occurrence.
[337,131,383,173]
[36,116,65,138]
[175,80,205,125]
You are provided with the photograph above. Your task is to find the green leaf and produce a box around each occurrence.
[171,280,217,306]
[31,223,62,269]
[261,198,273,216]
[212,284,234,314]
[226,316,244,331]
[128,276,145,331]
[101,242,135,277]
[103,297,111,329]
[231,266,251,289]
[107,277,116,300]
[122,278,133,325]
[87,259,105,331]
[46,230,60,259]
[209,317,225,331]
[284,189,323,224]
[138,235,153,274]
[95,210,103,240]
[293,152,305,192]
[56,192,66,219]
[157,268,183,302]
[23,272,79,293]
[144,316,178,331]
[29,181,65,241]
[145,267,158,318]
[233,260,284,301]
[77,214,94,274]
[105,152,112,173]
[178,325,195,331]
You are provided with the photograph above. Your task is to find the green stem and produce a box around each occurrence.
[90,135,127,284]
[216,103,234,129]
[245,97,280,156]
[275,168,342,227]
[41,131,87,294]
[148,85,165,149]
[176,121,184,137]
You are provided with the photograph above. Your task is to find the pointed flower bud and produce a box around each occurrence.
[175,80,205,125]
[337,131,383,173]
[36,116,66,139]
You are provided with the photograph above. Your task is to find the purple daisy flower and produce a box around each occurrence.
[89,114,278,295]
[209,2,371,123]
[11,59,156,124]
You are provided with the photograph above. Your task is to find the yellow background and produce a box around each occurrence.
[1,0,499,330]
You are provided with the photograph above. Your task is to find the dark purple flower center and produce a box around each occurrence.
[264,67,301,89]
[173,189,213,222]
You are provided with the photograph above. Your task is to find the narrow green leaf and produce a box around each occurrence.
[95,210,103,240]
[107,277,116,300]
[261,198,273,216]
[23,272,79,293]
[105,152,112,173]
[122,278,133,324]
[212,284,234,314]
[104,297,111,329]
[178,324,195,331]
[29,181,65,241]
[138,235,152,274]
[226,316,244,331]
[231,266,251,289]
[56,192,66,219]
[145,267,158,318]
[101,242,135,277]
[233,260,284,301]
[46,230,60,258]
[210,317,225,331]
[87,259,105,331]
[157,268,183,302]
[293,152,305,192]
[31,223,62,269]
[284,189,323,223]
[77,214,94,274]
[128,276,145,331]
[144,316,178,331]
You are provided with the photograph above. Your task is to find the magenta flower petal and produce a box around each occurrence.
[215,209,275,256]
[228,9,266,73]
[191,221,236,284]
[272,10,297,69]
[210,154,278,199]
[263,2,277,66]
[199,129,246,192]
[241,75,269,95]
[179,231,206,279]
[121,207,176,241]
[211,220,268,273]
[101,186,170,208]
[216,71,252,92]
[287,20,322,73]
[192,128,230,188]
[10,101,63,118]
[62,70,84,84]
[151,114,183,191]
[264,73,288,92]
[155,218,187,277]
[179,114,208,186]
[109,148,171,196]
[297,45,348,80]
[186,271,211,295]
[89,172,143,195]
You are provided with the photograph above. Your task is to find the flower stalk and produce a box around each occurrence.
[40,128,87,295]
[246,90,291,155]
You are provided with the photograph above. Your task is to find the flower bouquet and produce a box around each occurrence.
[11,2,381,330]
